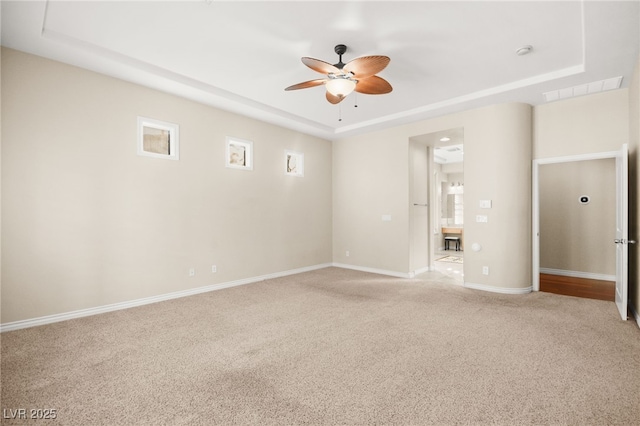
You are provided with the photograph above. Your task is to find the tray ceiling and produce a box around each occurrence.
[2,1,638,140]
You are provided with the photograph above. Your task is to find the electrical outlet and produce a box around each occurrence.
[211,265,217,273]
[189,268,195,277]
[482,266,489,275]
[346,250,350,257]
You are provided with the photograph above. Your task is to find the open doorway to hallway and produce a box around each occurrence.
[538,158,616,301]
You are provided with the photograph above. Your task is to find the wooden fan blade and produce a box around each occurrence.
[354,75,393,95]
[302,57,340,75]
[344,56,390,79]
[326,91,346,104]
[285,79,327,91]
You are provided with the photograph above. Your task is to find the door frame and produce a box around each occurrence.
[532,149,620,292]
[615,144,629,320]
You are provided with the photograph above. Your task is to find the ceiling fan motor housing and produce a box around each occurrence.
[334,44,347,69]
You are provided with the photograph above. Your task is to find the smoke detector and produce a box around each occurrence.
[516,45,533,56]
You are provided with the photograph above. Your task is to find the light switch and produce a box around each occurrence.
[479,200,492,209]
[382,215,392,222]
[476,215,488,223]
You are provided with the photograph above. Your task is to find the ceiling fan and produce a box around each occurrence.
[285,44,392,104]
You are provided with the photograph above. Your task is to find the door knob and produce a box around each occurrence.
[614,239,622,244]
[629,240,637,244]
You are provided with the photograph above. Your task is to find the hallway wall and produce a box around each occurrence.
[539,159,616,277]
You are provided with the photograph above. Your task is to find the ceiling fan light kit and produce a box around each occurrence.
[285,44,392,105]
[325,77,356,98]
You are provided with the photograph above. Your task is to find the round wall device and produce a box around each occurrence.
[579,195,590,204]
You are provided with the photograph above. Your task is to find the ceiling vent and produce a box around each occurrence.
[543,76,622,102]
[434,144,464,164]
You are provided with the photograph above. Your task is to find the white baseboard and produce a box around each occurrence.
[332,263,412,279]
[0,263,333,333]
[332,264,533,295]
[540,268,615,282]
[464,281,532,295]
[412,266,433,276]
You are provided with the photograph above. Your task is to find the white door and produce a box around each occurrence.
[615,144,629,320]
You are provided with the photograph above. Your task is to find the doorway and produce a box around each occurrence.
[409,128,464,281]
[533,147,629,319]
[537,158,616,301]
[434,148,464,278]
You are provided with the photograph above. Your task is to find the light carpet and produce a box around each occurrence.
[2,267,639,425]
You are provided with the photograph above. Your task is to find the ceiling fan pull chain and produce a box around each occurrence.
[354,92,358,108]
[338,104,342,121]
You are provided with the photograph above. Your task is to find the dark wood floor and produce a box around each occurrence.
[540,273,615,301]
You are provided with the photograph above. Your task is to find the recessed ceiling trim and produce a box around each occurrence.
[336,63,586,135]
[44,19,587,140]
[15,0,630,142]
[40,27,335,139]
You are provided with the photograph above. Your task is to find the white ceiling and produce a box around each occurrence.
[2,1,639,141]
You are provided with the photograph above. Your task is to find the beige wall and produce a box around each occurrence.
[539,159,616,276]
[1,48,333,324]
[332,128,411,274]
[462,104,532,290]
[629,57,640,319]
[3,46,637,325]
[534,89,629,159]
[334,103,532,291]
